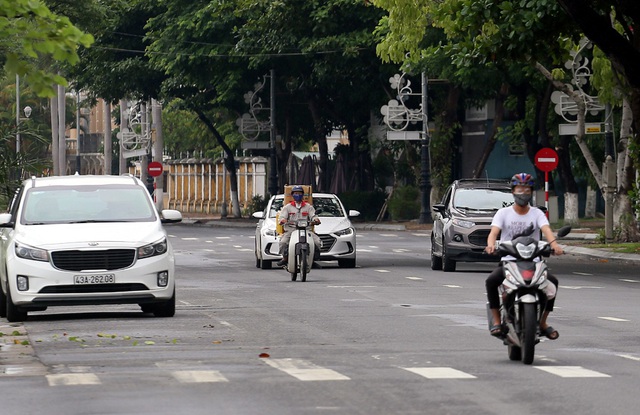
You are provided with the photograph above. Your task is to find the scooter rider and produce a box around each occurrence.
[276,185,321,267]
[484,173,564,339]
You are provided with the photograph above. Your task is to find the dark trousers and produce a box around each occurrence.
[485,266,558,311]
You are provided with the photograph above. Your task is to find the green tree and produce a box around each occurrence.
[0,0,93,96]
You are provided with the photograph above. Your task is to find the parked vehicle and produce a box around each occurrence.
[0,175,182,321]
[431,179,513,272]
[489,225,571,364]
[252,193,359,269]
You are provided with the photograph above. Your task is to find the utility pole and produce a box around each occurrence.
[104,100,112,174]
[419,72,432,224]
[76,91,81,174]
[269,69,278,196]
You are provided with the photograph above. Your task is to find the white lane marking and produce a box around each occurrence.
[535,366,610,378]
[181,237,199,241]
[599,317,630,322]
[263,358,350,381]
[406,277,423,280]
[379,234,398,237]
[403,367,476,379]
[572,272,593,276]
[47,373,101,386]
[443,284,461,288]
[393,249,410,253]
[236,248,253,252]
[368,246,379,248]
[617,354,640,362]
[215,236,231,239]
[357,249,373,252]
[411,233,429,237]
[620,279,639,283]
[172,370,228,383]
[375,269,391,273]
[327,286,378,288]
[561,286,602,290]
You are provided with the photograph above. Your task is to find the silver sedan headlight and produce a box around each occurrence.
[334,227,354,236]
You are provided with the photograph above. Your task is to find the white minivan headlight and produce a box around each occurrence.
[15,243,49,262]
[138,238,168,259]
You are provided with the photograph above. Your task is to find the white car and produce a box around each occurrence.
[0,174,182,322]
[252,193,360,269]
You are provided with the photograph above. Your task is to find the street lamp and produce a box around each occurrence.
[16,102,32,153]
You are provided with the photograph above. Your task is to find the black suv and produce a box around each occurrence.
[431,179,513,272]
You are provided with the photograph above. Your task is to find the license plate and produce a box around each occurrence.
[74,274,116,284]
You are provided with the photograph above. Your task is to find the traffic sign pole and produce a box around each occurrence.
[534,148,559,220]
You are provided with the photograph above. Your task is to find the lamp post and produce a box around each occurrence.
[380,72,432,224]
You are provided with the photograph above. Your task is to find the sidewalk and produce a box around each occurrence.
[177,214,640,263]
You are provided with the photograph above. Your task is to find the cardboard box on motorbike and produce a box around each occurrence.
[276,184,313,235]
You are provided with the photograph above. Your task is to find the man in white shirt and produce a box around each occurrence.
[485,173,563,339]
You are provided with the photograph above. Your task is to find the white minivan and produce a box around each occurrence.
[0,174,182,321]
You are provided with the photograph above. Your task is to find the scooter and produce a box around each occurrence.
[286,218,317,282]
[488,225,571,364]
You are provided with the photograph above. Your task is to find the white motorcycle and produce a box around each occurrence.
[285,218,318,282]
[488,225,570,364]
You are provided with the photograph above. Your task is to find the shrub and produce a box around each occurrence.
[387,185,420,221]
[337,190,387,221]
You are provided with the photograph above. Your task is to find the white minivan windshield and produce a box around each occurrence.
[22,185,156,224]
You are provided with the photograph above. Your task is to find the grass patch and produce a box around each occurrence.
[587,243,640,254]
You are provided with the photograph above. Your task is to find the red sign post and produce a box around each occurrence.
[534,148,559,218]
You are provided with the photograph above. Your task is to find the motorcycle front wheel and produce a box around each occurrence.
[521,302,537,364]
[300,250,308,282]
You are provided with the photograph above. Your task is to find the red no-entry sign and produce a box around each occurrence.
[534,148,559,219]
[148,161,163,177]
[534,148,559,172]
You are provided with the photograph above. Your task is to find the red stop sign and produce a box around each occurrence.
[148,161,163,177]
[534,148,559,172]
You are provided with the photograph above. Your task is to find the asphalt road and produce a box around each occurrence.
[0,225,638,415]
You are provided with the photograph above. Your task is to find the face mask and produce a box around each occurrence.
[513,193,532,207]
[293,193,303,203]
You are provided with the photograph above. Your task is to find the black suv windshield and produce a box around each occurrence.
[453,188,514,211]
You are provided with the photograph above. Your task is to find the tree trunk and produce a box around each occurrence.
[308,98,328,192]
[193,109,241,218]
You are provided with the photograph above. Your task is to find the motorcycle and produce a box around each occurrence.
[285,218,318,282]
[487,225,571,364]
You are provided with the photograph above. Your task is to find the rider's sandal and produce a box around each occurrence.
[490,323,502,337]
[540,326,559,340]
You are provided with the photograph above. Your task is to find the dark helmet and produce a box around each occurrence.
[510,173,535,189]
[291,185,304,194]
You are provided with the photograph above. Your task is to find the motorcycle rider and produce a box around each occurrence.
[276,185,322,267]
[484,173,563,339]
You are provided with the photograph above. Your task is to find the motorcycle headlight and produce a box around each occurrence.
[515,242,536,259]
[334,227,353,236]
[15,243,49,262]
[452,218,475,229]
[138,238,168,259]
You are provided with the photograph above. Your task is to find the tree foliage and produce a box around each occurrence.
[0,0,93,96]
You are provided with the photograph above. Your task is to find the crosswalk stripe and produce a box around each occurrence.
[47,373,101,386]
[172,370,229,383]
[262,358,350,381]
[534,366,611,378]
[403,367,476,379]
